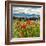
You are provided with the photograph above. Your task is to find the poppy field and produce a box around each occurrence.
[12,18,40,38]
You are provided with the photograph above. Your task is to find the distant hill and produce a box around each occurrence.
[13,13,40,20]
[13,13,40,18]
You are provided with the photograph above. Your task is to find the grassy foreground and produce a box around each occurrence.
[12,19,40,38]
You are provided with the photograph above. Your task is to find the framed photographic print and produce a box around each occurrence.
[5,1,45,45]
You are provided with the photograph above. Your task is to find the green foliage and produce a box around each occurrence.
[12,19,40,38]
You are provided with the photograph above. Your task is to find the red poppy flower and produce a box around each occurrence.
[21,24,26,29]
[26,20,32,25]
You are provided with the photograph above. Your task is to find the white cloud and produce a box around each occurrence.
[13,7,41,15]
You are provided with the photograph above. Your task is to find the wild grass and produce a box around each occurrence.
[12,19,40,38]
